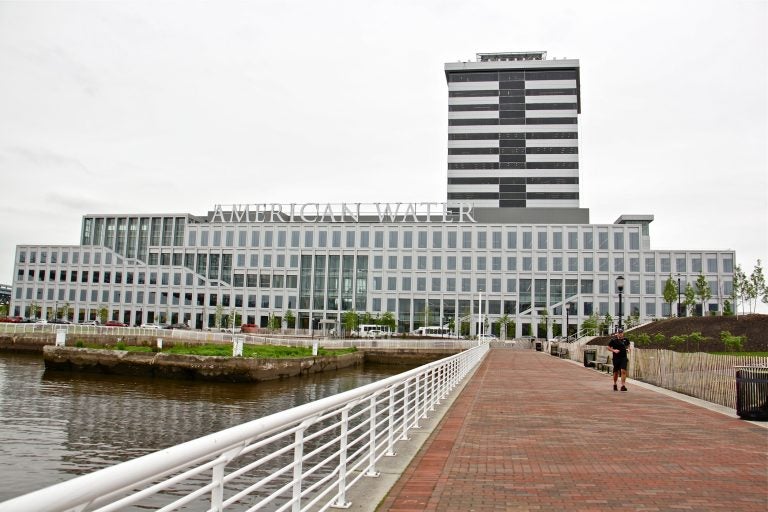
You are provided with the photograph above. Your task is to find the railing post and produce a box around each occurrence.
[210,460,225,512]
[365,395,380,477]
[400,380,410,441]
[414,374,422,426]
[292,425,305,512]
[386,387,397,456]
[331,407,351,509]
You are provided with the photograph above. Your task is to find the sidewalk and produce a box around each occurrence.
[377,349,768,511]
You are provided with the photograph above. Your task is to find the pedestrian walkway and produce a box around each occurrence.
[377,349,768,511]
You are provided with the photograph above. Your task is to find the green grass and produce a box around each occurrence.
[72,342,356,358]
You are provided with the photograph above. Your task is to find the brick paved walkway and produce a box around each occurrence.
[378,349,768,511]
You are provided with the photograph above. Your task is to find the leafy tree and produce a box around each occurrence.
[653,333,666,345]
[214,303,224,329]
[29,301,41,320]
[380,311,396,332]
[723,299,733,316]
[683,283,696,316]
[634,333,651,346]
[361,311,374,326]
[0,303,8,317]
[581,313,599,336]
[749,260,766,313]
[447,316,455,335]
[600,313,613,335]
[720,331,745,352]
[663,276,678,317]
[537,310,548,338]
[98,305,109,325]
[342,310,359,336]
[694,274,711,316]
[267,313,280,331]
[498,313,512,339]
[688,332,708,352]
[670,334,688,350]
[284,309,296,328]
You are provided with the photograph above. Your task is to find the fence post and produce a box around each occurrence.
[292,426,305,512]
[386,387,397,456]
[365,395,380,477]
[331,407,351,508]
[400,380,410,441]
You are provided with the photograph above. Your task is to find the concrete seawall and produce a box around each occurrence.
[42,346,365,383]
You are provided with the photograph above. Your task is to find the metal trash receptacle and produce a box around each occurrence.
[550,343,559,356]
[535,341,542,352]
[735,366,768,421]
[583,349,597,367]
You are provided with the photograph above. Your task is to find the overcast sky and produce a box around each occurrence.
[0,0,766,310]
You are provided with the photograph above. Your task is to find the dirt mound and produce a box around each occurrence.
[588,314,768,352]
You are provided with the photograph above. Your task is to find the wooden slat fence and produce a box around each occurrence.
[630,349,768,409]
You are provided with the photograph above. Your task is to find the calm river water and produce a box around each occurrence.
[0,352,414,502]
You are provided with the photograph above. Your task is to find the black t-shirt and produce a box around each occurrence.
[608,337,630,359]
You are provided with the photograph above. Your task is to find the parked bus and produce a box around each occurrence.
[352,324,391,338]
[412,326,455,338]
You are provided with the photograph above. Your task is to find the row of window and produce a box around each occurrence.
[448,147,578,155]
[448,162,579,169]
[448,177,579,185]
[447,70,578,82]
[448,132,578,140]
[449,88,577,98]
[448,103,578,112]
[449,118,577,126]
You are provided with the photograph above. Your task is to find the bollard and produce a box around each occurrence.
[157,338,163,350]
[55,328,66,347]
[312,341,318,356]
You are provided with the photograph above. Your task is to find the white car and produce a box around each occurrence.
[34,319,48,325]
[477,333,498,341]
[140,323,161,330]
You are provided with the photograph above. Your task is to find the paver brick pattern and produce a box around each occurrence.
[378,349,768,511]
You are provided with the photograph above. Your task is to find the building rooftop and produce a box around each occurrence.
[476,51,547,62]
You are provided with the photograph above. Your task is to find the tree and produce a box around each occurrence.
[694,274,711,316]
[723,299,733,316]
[731,264,745,315]
[600,313,613,335]
[29,301,41,320]
[749,260,766,313]
[98,305,109,325]
[380,311,396,332]
[663,276,677,318]
[284,309,296,328]
[214,303,224,329]
[720,330,745,352]
[683,282,696,316]
[688,332,708,352]
[652,333,666,345]
[267,313,280,332]
[498,313,510,339]
[0,303,8,317]
[342,310,359,336]
[580,313,599,336]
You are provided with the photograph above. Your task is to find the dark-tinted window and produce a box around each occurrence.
[448,104,499,112]
[525,88,577,96]
[526,147,578,154]
[526,162,578,169]
[448,90,499,97]
[447,72,498,82]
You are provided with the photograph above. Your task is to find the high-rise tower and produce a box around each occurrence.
[445,52,580,209]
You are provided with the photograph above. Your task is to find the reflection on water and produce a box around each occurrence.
[0,352,413,502]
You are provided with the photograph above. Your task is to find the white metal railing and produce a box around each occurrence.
[0,343,489,512]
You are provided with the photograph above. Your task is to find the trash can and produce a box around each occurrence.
[550,343,559,356]
[583,348,597,368]
[735,366,768,421]
[535,341,542,352]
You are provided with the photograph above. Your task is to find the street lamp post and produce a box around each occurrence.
[616,276,625,331]
[565,301,572,341]
[676,274,682,317]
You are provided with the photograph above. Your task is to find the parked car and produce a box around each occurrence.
[104,320,127,327]
[140,323,161,330]
[165,323,190,330]
[79,320,100,326]
[477,333,498,342]
[0,316,23,323]
[34,319,48,325]
[49,319,72,325]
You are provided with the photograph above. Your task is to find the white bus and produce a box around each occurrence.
[412,326,455,338]
[353,324,391,338]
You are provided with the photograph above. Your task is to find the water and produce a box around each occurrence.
[0,352,413,502]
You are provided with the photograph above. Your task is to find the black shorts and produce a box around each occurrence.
[613,358,628,371]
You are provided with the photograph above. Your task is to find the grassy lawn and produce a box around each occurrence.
[72,341,356,358]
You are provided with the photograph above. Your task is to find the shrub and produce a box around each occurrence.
[720,331,745,352]
[75,340,85,348]
[115,341,127,351]
[652,333,666,344]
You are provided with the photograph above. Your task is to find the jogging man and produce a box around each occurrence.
[608,329,630,391]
